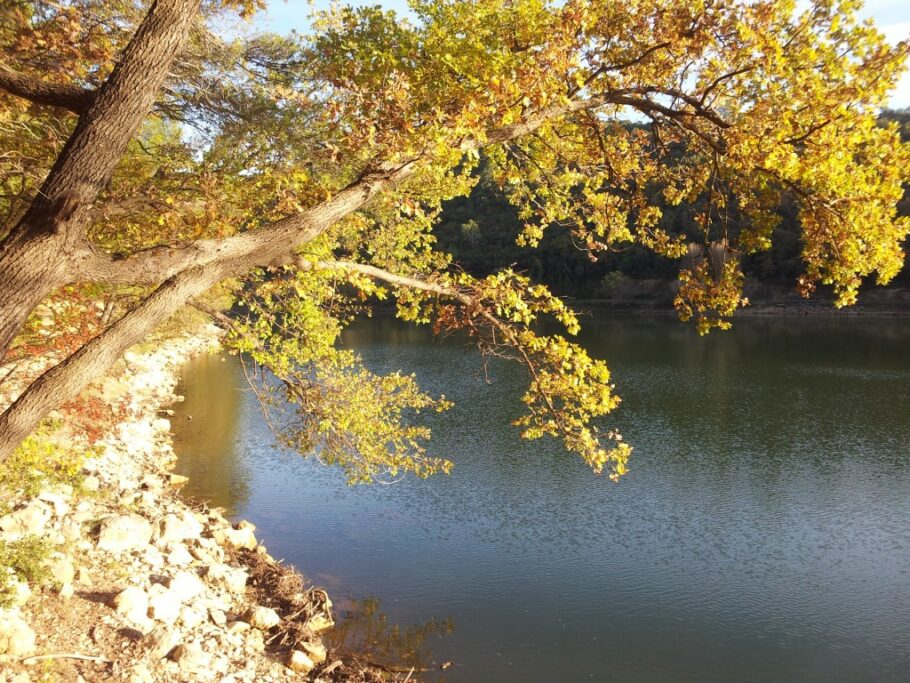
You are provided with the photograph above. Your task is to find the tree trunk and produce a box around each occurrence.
[0,0,200,361]
[0,235,70,361]
[0,85,604,459]
[0,265,222,460]
[0,173,410,459]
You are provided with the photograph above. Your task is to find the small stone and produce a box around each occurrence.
[209,608,227,627]
[244,605,280,630]
[167,571,205,602]
[156,512,203,544]
[61,519,83,543]
[114,586,149,624]
[179,605,205,629]
[97,514,152,553]
[287,650,315,674]
[59,582,75,598]
[170,642,207,672]
[142,625,179,659]
[245,629,265,653]
[37,490,70,517]
[144,547,166,571]
[138,491,157,509]
[167,544,194,566]
[208,509,229,526]
[301,640,328,665]
[0,612,36,656]
[211,526,257,551]
[128,663,154,683]
[206,564,247,594]
[306,614,335,633]
[140,475,164,492]
[190,543,221,564]
[168,474,189,487]
[10,580,31,607]
[76,566,91,586]
[148,591,181,624]
[81,475,101,492]
[226,620,250,634]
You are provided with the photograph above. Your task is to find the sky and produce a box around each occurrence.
[256,0,910,109]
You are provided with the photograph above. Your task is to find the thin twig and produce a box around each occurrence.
[22,653,111,665]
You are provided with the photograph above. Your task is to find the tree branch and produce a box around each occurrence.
[0,84,733,458]
[79,95,617,286]
[0,65,95,114]
[76,83,734,289]
[305,259,575,445]
[299,259,469,302]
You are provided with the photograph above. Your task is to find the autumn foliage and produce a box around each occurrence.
[0,0,907,481]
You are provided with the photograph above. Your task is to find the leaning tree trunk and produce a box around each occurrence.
[0,0,201,362]
[0,93,590,459]
[0,235,70,361]
[0,163,420,459]
[0,266,222,459]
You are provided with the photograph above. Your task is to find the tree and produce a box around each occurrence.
[0,0,907,482]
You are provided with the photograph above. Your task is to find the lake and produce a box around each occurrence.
[171,313,910,682]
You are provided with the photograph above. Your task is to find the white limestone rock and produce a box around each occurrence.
[81,475,100,492]
[166,543,194,566]
[211,525,257,551]
[45,553,75,585]
[179,605,205,629]
[0,501,51,538]
[167,571,205,602]
[287,650,315,674]
[142,624,180,659]
[0,611,36,656]
[244,606,280,631]
[36,489,70,517]
[301,640,328,665]
[170,641,208,673]
[156,511,203,544]
[113,586,149,625]
[306,613,335,633]
[148,590,182,624]
[97,514,152,553]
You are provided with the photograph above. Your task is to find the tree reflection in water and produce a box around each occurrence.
[327,597,454,677]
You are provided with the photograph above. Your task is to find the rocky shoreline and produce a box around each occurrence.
[0,328,384,682]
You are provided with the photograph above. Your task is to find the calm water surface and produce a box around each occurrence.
[171,314,910,682]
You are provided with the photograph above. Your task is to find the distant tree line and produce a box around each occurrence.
[437,109,910,301]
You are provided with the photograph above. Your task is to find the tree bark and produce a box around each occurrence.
[0,66,95,114]
[0,234,72,363]
[0,0,201,361]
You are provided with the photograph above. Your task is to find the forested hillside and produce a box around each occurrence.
[436,109,910,302]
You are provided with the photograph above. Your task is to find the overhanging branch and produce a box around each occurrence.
[0,65,95,114]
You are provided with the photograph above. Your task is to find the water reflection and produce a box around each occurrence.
[170,353,250,514]
[327,597,455,676]
[172,313,910,683]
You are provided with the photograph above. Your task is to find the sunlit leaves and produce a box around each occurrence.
[227,267,453,484]
[397,269,629,479]
[675,261,748,335]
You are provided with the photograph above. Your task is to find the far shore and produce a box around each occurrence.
[569,299,910,317]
